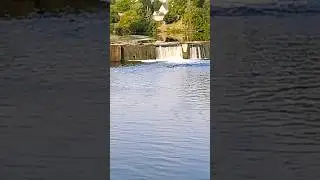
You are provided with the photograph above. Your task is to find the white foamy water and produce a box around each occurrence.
[133,43,209,64]
[137,59,209,65]
[156,45,183,60]
[190,46,203,60]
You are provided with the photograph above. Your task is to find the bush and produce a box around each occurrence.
[168,0,187,16]
[147,20,158,37]
[115,10,148,35]
[110,6,120,23]
[164,11,179,24]
[182,4,209,41]
[112,0,132,13]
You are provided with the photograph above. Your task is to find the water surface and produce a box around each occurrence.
[111,60,210,180]
[1,12,109,179]
[213,15,320,180]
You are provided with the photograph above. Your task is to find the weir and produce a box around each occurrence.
[156,42,183,60]
[110,41,210,63]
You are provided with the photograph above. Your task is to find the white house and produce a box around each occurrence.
[152,0,169,21]
[158,4,168,14]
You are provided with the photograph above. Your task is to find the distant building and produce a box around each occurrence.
[152,0,169,22]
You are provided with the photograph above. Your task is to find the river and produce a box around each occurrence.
[213,14,320,179]
[110,60,210,180]
[1,12,109,179]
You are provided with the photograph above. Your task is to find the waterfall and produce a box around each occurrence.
[197,46,202,59]
[156,45,183,60]
[189,45,206,60]
[190,46,202,59]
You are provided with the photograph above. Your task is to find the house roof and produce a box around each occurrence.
[159,3,168,13]
[162,3,168,10]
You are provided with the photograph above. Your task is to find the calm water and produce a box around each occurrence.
[213,14,320,179]
[110,60,210,180]
[1,12,109,179]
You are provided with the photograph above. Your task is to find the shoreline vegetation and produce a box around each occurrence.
[110,0,210,43]
[1,0,209,43]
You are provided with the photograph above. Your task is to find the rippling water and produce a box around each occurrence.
[213,15,320,179]
[111,60,210,180]
[1,12,109,179]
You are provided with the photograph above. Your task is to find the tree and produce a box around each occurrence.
[110,4,120,23]
[182,1,209,41]
[113,0,132,13]
[168,0,187,16]
[193,0,205,8]
[139,0,153,17]
[116,9,146,35]
[164,11,179,24]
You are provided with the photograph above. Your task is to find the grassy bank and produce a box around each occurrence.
[110,0,210,42]
[110,35,156,44]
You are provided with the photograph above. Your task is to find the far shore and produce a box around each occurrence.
[110,35,210,45]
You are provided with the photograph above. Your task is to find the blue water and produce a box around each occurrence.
[110,60,210,180]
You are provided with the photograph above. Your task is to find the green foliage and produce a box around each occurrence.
[139,0,153,17]
[163,11,179,24]
[115,10,146,35]
[111,0,158,36]
[147,20,159,38]
[110,0,210,41]
[168,0,187,16]
[182,2,210,41]
[193,0,205,8]
[110,5,120,23]
[112,0,132,13]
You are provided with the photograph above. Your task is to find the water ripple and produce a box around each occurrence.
[111,60,210,179]
[213,15,320,179]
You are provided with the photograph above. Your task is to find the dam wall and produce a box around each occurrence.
[110,41,210,63]
[110,43,156,63]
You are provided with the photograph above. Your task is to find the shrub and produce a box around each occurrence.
[182,4,209,41]
[115,10,149,35]
[147,20,159,37]
[164,11,179,24]
[110,6,120,23]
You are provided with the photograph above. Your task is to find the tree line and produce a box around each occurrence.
[110,0,210,41]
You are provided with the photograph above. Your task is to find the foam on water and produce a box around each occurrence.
[156,45,183,60]
[136,59,209,65]
[126,43,210,67]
